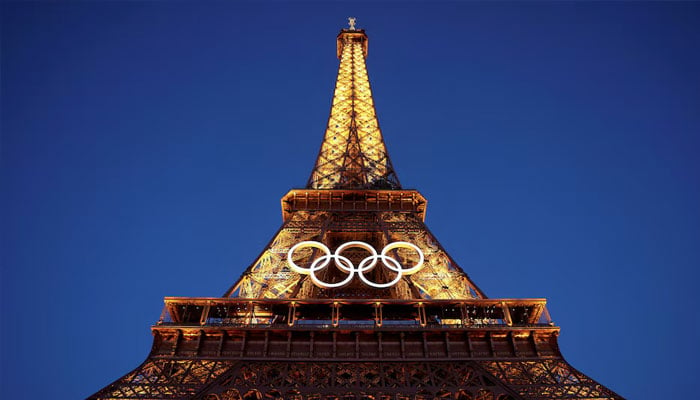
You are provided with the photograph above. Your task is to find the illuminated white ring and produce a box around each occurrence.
[286,240,425,289]
[336,241,378,272]
[288,241,355,288]
[357,255,403,288]
[381,241,424,275]
[309,253,354,288]
[287,241,331,274]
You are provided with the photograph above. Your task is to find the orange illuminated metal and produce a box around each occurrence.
[308,29,399,190]
[89,22,624,400]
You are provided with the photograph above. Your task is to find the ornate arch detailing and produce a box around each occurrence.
[225,210,487,300]
[287,241,425,289]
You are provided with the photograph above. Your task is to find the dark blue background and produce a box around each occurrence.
[2,3,699,399]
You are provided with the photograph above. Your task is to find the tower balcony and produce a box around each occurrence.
[156,297,553,330]
[150,298,560,361]
[281,189,427,222]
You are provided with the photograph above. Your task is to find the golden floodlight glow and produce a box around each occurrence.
[308,29,400,189]
[225,28,484,300]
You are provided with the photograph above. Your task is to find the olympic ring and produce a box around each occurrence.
[287,241,425,289]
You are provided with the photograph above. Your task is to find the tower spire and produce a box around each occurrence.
[307,24,401,189]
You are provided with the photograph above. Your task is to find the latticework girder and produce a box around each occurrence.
[92,357,620,400]
[224,206,485,300]
[90,331,622,400]
[195,361,523,400]
[307,29,400,190]
[482,360,621,399]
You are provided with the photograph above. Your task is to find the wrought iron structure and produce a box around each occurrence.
[90,22,623,400]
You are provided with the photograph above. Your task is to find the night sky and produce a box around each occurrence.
[2,2,699,399]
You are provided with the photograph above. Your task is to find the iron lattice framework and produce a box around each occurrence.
[90,24,623,400]
[307,29,400,190]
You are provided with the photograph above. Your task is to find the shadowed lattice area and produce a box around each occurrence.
[481,360,620,399]
[91,359,233,399]
[195,361,520,400]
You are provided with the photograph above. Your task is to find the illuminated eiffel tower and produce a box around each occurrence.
[90,20,623,400]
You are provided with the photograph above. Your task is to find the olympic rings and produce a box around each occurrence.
[287,241,425,289]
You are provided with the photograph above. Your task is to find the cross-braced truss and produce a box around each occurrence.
[225,209,485,300]
[195,361,521,400]
[481,360,620,399]
[307,29,400,190]
[91,359,233,399]
[224,211,328,299]
[91,356,620,400]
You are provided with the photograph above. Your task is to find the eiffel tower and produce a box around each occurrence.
[90,21,623,400]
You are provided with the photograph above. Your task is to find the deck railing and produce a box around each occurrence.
[156,297,553,328]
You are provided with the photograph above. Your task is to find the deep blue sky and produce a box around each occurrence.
[2,2,699,399]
